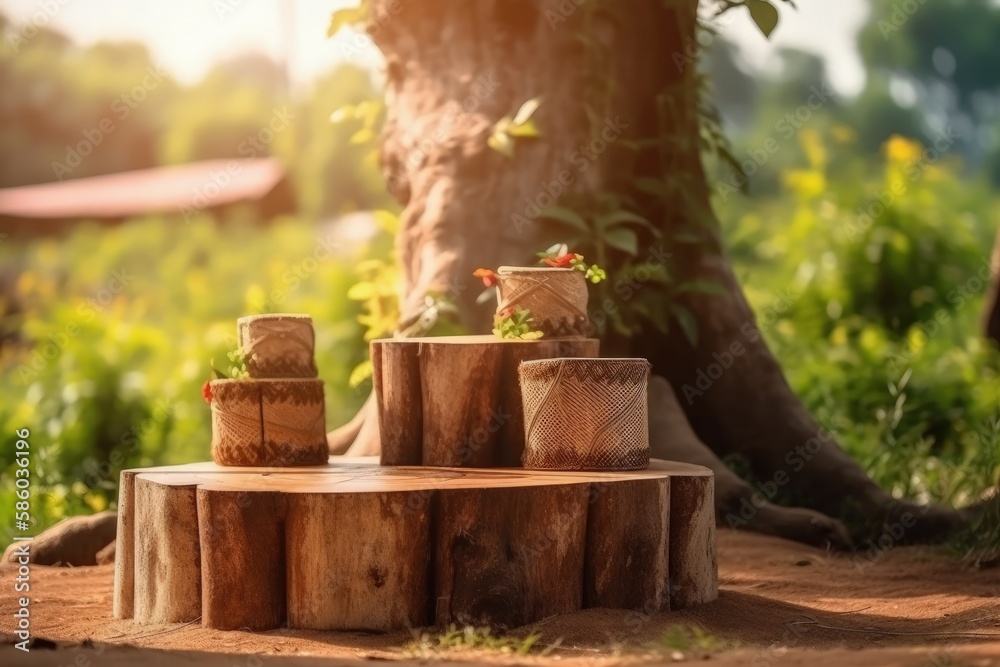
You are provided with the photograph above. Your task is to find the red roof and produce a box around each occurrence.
[0,158,285,220]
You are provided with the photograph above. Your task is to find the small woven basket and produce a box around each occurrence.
[519,357,650,470]
[210,378,327,467]
[237,313,318,378]
[496,267,590,337]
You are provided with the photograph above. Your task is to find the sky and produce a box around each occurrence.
[0,0,871,96]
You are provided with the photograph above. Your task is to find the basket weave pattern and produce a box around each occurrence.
[238,315,318,378]
[211,379,327,467]
[519,358,650,470]
[496,268,590,337]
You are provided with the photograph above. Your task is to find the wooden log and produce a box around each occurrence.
[112,470,136,620]
[372,335,600,467]
[198,489,286,630]
[237,313,317,378]
[372,339,422,465]
[286,490,432,631]
[584,478,670,612]
[133,477,201,624]
[669,474,718,608]
[420,340,504,467]
[119,458,715,631]
[433,484,589,629]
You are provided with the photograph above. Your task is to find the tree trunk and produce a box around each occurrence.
[363,0,974,545]
[985,227,1000,346]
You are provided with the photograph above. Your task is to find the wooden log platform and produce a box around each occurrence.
[371,335,601,467]
[114,457,716,632]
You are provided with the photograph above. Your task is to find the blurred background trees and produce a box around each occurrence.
[0,1,997,548]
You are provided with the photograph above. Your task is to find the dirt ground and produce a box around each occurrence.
[2,531,999,666]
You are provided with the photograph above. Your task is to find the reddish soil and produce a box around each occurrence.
[2,531,999,666]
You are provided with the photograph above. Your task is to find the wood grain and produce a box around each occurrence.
[112,470,136,620]
[585,478,670,611]
[116,458,715,631]
[372,336,600,467]
[198,489,286,630]
[668,475,718,608]
[286,491,431,631]
[132,477,200,624]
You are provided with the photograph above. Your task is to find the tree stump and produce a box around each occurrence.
[114,457,715,631]
[371,335,600,467]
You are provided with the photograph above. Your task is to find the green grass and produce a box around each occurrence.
[403,625,552,657]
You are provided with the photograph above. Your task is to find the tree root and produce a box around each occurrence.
[647,376,853,551]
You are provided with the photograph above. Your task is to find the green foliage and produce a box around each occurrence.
[488,97,543,158]
[404,625,548,657]
[0,17,391,218]
[0,215,369,544]
[650,624,731,652]
[716,127,1000,534]
[493,307,544,341]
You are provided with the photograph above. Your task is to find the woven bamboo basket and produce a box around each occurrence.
[495,267,589,337]
[237,313,318,378]
[519,357,650,470]
[210,378,327,466]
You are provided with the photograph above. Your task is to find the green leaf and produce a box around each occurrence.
[348,359,373,388]
[372,209,399,234]
[539,207,589,233]
[347,282,376,300]
[210,359,227,380]
[603,227,639,256]
[595,210,653,231]
[506,119,540,138]
[746,0,779,38]
[488,130,515,158]
[349,127,374,145]
[671,304,699,347]
[677,279,728,296]
[327,7,367,38]
[633,177,667,198]
[512,96,542,126]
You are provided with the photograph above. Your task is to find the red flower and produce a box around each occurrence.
[473,268,497,287]
[543,253,576,268]
[202,380,214,404]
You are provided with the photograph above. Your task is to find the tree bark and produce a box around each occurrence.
[984,227,1000,346]
[364,0,975,545]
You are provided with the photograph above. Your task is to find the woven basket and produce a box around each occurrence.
[210,378,327,466]
[519,358,650,470]
[496,267,589,337]
[237,313,318,378]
